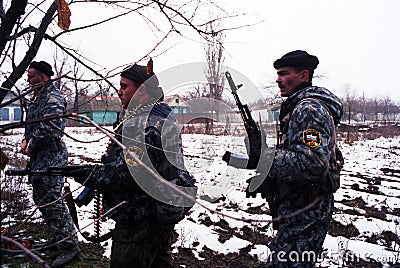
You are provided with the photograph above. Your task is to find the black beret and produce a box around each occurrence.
[29,61,54,77]
[273,50,319,70]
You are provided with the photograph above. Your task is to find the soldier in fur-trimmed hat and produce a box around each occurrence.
[69,59,196,267]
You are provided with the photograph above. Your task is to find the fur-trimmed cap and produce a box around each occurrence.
[121,59,163,100]
[121,59,159,89]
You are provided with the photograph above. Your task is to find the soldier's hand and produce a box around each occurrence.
[222,151,231,163]
[245,174,267,198]
[245,182,257,198]
[21,139,28,155]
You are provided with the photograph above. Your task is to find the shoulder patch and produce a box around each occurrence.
[124,146,144,166]
[302,129,321,148]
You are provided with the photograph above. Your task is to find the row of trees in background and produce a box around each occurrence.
[342,89,400,123]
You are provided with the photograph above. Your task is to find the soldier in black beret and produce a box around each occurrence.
[232,50,344,267]
[265,50,343,266]
[22,60,81,267]
[27,61,55,92]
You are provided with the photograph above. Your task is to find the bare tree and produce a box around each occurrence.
[1,0,248,103]
[185,83,208,99]
[205,24,225,102]
[69,58,92,113]
[1,0,57,99]
[342,84,358,122]
[341,84,359,143]
[204,22,225,133]
[380,95,400,123]
[52,49,69,91]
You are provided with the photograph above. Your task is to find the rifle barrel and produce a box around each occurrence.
[5,164,93,177]
[5,169,29,176]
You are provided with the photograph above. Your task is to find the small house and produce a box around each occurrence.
[164,94,190,114]
[0,91,24,126]
[69,96,121,126]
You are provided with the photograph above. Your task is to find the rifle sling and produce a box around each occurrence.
[64,186,112,243]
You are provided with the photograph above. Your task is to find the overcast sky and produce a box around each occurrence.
[30,0,400,102]
[222,0,400,102]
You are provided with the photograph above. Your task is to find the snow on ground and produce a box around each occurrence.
[1,127,400,266]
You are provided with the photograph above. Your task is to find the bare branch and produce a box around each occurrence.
[48,37,118,92]
[1,1,57,102]
[1,236,51,267]
[53,2,150,39]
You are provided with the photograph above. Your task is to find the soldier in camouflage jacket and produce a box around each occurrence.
[70,62,196,268]
[248,51,343,267]
[21,61,80,267]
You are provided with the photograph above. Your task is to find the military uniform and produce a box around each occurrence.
[226,51,344,267]
[264,84,343,267]
[80,101,196,268]
[25,82,79,251]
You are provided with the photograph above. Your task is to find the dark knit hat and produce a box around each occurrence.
[121,62,163,100]
[29,61,54,77]
[121,64,159,88]
[273,50,319,70]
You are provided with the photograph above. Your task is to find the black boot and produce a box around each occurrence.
[51,246,80,267]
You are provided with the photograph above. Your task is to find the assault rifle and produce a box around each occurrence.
[5,165,95,207]
[222,71,262,169]
[225,71,261,141]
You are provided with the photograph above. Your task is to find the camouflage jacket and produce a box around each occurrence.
[25,82,67,155]
[88,102,196,225]
[267,85,343,201]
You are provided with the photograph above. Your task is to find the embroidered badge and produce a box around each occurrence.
[124,146,144,166]
[302,129,321,148]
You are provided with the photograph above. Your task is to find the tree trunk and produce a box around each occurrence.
[0,1,57,102]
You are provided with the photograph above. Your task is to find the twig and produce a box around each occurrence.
[1,236,51,268]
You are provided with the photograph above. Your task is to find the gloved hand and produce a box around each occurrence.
[66,167,95,184]
[245,174,270,198]
[222,151,231,163]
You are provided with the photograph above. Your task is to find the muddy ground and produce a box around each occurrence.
[1,125,400,267]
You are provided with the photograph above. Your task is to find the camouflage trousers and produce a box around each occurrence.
[30,146,78,250]
[266,194,334,268]
[110,222,174,268]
